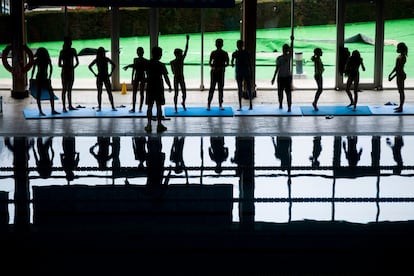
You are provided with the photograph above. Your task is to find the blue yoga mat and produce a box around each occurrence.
[300,105,372,116]
[234,105,302,116]
[164,106,234,117]
[369,105,414,115]
[29,79,59,100]
[23,106,148,119]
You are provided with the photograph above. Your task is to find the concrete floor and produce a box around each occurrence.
[1,78,414,137]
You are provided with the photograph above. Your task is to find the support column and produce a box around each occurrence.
[335,0,346,90]
[10,0,28,99]
[200,9,205,91]
[149,8,159,54]
[374,0,385,90]
[111,6,121,91]
[241,0,257,96]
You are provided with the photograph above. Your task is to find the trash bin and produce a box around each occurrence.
[295,52,303,75]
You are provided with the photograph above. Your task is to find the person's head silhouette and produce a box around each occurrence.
[152,46,162,61]
[137,46,144,57]
[397,42,408,56]
[215,38,224,49]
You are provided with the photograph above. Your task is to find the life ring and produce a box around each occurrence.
[1,44,34,75]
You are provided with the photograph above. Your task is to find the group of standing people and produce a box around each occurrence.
[308,42,408,113]
[26,35,409,125]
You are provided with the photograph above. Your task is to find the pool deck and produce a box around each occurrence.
[1,78,414,137]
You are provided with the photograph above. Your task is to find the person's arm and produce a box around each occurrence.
[88,60,97,76]
[123,63,133,71]
[163,72,172,91]
[361,58,366,71]
[48,59,53,79]
[30,62,36,79]
[108,58,116,76]
[58,51,63,68]
[183,34,189,59]
[73,49,79,68]
[231,52,235,67]
[271,63,279,85]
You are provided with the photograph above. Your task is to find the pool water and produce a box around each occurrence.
[1,135,414,224]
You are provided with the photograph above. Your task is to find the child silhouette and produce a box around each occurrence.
[88,47,117,111]
[388,42,408,113]
[30,47,60,116]
[170,35,190,113]
[344,50,365,111]
[231,40,253,111]
[58,36,79,112]
[145,46,172,133]
[123,46,148,113]
[271,44,292,112]
[311,48,324,111]
[207,38,229,110]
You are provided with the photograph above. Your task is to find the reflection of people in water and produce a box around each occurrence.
[170,136,188,183]
[60,136,79,182]
[386,136,404,174]
[33,137,55,178]
[111,136,121,171]
[146,136,165,188]
[272,136,292,171]
[89,137,112,169]
[132,136,147,168]
[209,136,229,174]
[342,136,362,167]
[309,136,322,168]
[4,137,34,165]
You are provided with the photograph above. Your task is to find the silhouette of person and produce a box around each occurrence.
[123,46,148,113]
[231,39,253,111]
[309,136,322,168]
[58,36,79,113]
[88,47,117,111]
[272,136,292,171]
[311,48,324,111]
[338,46,350,76]
[386,136,404,174]
[30,47,60,116]
[344,50,365,111]
[60,136,79,182]
[144,46,172,133]
[388,42,408,113]
[209,136,229,174]
[271,44,292,112]
[132,136,147,168]
[170,136,189,184]
[342,136,362,167]
[89,136,112,169]
[32,137,55,178]
[207,38,229,110]
[170,35,190,113]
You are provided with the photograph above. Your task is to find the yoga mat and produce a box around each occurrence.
[300,105,372,116]
[164,106,234,117]
[23,107,95,119]
[23,106,149,119]
[369,105,414,115]
[29,79,59,100]
[234,105,302,116]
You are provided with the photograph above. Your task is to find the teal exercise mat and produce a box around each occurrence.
[23,107,95,119]
[164,106,234,117]
[300,105,372,116]
[29,79,58,100]
[369,105,414,115]
[23,106,148,119]
[234,105,302,116]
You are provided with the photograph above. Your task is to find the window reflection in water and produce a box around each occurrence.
[1,135,414,225]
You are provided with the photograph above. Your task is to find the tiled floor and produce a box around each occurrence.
[1,78,414,136]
